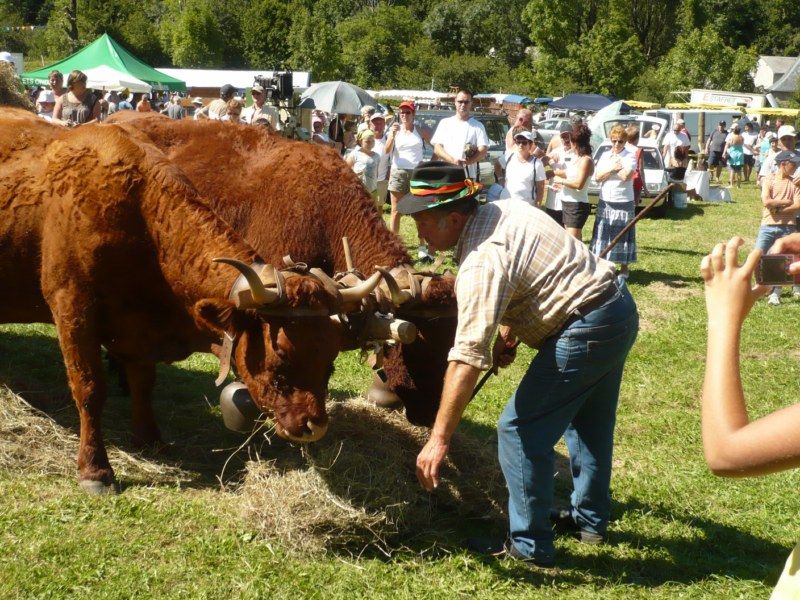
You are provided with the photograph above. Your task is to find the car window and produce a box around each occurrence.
[641,148,661,170]
[558,121,572,132]
[480,118,508,149]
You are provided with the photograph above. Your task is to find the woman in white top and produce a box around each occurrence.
[590,125,637,280]
[495,129,545,205]
[384,100,425,235]
[552,124,594,239]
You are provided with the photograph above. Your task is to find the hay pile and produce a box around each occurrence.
[0,386,190,484]
[0,62,34,111]
[239,399,507,556]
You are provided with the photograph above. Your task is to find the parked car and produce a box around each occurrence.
[587,138,670,216]
[413,109,521,182]
[590,115,669,151]
[534,117,572,147]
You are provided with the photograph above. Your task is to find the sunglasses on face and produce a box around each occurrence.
[610,139,625,145]
[516,139,532,146]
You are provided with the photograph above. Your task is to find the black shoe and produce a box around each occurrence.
[464,536,555,568]
[550,508,606,545]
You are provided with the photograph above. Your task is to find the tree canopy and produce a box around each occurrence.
[2,0,798,101]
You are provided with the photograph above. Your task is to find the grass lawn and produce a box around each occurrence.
[1,185,799,598]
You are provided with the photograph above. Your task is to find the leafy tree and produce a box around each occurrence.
[756,0,800,56]
[615,0,680,63]
[162,0,225,68]
[423,1,462,57]
[336,4,420,88]
[240,0,293,68]
[461,0,529,66]
[562,18,645,97]
[523,0,608,58]
[287,5,344,80]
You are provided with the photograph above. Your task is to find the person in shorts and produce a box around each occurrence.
[705,121,728,183]
[552,124,595,240]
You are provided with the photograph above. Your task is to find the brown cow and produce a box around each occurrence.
[106,112,458,427]
[0,108,383,493]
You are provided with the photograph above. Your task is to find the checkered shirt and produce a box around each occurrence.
[448,199,617,370]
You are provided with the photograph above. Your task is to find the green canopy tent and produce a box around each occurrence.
[21,33,186,92]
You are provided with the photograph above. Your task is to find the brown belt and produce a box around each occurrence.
[559,283,620,332]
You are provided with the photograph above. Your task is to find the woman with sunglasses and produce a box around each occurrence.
[384,100,425,235]
[590,125,637,281]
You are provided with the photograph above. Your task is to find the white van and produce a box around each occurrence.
[643,109,750,152]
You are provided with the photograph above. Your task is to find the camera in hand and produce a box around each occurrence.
[756,254,799,286]
[253,72,293,103]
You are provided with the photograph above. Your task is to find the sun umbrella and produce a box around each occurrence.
[82,65,152,93]
[298,81,377,115]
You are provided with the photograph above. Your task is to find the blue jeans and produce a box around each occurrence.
[497,284,638,562]
[755,224,797,295]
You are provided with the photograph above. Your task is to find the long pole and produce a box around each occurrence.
[599,184,676,258]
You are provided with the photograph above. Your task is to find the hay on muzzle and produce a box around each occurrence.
[239,399,507,556]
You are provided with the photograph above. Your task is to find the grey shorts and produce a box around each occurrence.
[388,168,413,194]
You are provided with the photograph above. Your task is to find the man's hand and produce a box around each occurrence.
[491,327,518,373]
[771,233,800,275]
[416,433,449,491]
[700,237,767,329]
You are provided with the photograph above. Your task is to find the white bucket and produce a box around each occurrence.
[672,190,688,209]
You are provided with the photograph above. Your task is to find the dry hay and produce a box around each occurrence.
[239,399,506,556]
[0,385,191,485]
[0,62,34,111]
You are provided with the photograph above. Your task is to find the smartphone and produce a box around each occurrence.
[756,254,799,286]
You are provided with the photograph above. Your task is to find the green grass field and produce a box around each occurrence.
[1,186,799,599]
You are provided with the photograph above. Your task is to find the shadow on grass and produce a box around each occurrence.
[638,245,707,258]
[627,269,701,288]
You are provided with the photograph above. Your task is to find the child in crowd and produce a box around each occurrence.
[346,129,380,203]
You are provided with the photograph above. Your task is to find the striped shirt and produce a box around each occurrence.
[449,199,617,370]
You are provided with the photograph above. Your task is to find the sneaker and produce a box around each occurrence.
[464,536,555,568]
[550,508,606,545]
[768,293,781,306]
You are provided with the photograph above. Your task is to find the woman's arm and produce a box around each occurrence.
[52,95,68,126]
[700,237,800,476]
[554,156,594,190]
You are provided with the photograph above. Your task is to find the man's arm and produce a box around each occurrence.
[434,142,461,166]
[416,361,481,491]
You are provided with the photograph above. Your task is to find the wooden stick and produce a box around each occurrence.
[342,236,354,271]
[599,184,676,258]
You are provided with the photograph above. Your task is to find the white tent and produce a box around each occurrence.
[370,89,451,101]
[82,65,152,93]
[156,69,311,91]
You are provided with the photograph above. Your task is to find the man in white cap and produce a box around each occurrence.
[241,84,281,130]
[759,125,798,180]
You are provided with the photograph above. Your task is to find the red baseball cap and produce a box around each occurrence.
[398,100,416,112]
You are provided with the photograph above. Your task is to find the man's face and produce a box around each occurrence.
[780,160,798,178]
[515,110,532,129]
[252,91,264,106]
[49,75,62,89]
[455,92,472,119]
[413,210,464,252]
[370,117,385,137]
[780,135,796,151]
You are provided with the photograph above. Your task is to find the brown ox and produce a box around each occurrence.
[0,108,381,493]
[106,112,458,427]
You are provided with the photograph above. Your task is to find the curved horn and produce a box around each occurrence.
[375,267,413,305]
[339,270,383,304]
[213,258,279,305]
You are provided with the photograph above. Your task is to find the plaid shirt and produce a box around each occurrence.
[449,199,617,370]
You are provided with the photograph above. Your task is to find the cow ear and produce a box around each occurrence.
[194,298,249,335]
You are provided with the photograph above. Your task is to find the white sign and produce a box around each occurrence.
[689,88,766,109]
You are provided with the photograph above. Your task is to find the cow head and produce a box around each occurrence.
[196,260,387,442]
[372,268,458,426]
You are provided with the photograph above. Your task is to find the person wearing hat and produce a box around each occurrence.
[759,125,798,182]
[241,84,281,130]
[311,114,334,147]
[642,123,660,140]
[705,121,729,183]
[408,161,638,567]
[190,97,204,120]
[368,112,390,208]
[754,150,800,305]
[196,83,236,120]
[546,114,583,154]
[430,89,489,180]
[494,129,545,206]
[35,89,56,121]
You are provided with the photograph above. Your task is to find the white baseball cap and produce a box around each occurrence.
[777,125,797,139]
[0,51,12,63]
[36,90,55,104]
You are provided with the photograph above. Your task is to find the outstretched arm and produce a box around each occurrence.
[699,237,800,476]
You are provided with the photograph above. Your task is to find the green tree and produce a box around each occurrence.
[616,0,680,63]
[288,5,344,80]
[240,0,293,68]
[162,0,224,68]
[756,0,800,56]
[336,4,420,88]
[523,0,608,57]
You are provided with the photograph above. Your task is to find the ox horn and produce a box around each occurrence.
[339,270,383,304]
[375,267,413,305]
[213,258,280,305]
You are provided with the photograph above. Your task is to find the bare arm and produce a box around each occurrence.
[699,237,800,477]
[466,145,488,166]
[535,179,545,206]
[52,95,67,126]
[554,156,594,190]
[416,361,481,491]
